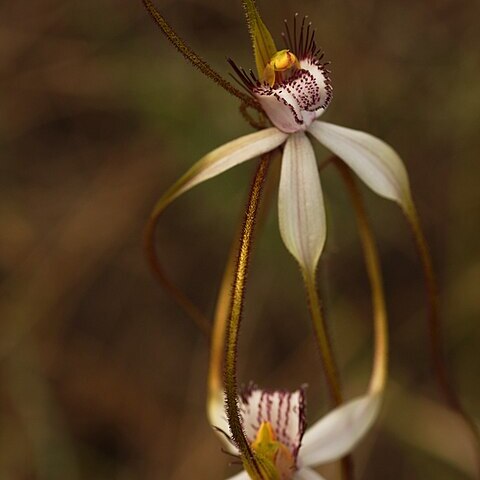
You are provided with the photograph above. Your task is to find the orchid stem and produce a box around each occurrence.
[208,154,278,417]
[208,225,240,402]
[334,160,388,394]
[141,0,260,111]
[224,154,271,479]
[404,201,480,474]
[302,268,354,480]
[302,270,343,406]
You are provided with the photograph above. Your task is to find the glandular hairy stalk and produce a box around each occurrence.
[224,154,271,479]
[403,201,480,474]
[208,155,278,417]
[141,0,261,111]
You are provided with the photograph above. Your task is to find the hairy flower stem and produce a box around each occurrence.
[404,202,480,473]
[141,0,260,111]
[209,157,278,407]
[224,154,271,479]
[335,160,388,394]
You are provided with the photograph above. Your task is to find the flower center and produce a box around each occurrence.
[263,50,300,87]
[248,421,296,480]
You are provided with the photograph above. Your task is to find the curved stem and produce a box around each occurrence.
[404,201,480,473]
[239,102,267,130]
[224,154,271,479]
[334,160,388,394]
[141,0,260,111]
[144,219,211,337]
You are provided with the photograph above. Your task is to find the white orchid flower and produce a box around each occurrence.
[153,15,413,276]
[210,386,381,480]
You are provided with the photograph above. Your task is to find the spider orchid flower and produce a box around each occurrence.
[151,10,413,276]
[210,386,381,480]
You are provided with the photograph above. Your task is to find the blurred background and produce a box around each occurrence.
[1,0,479,478]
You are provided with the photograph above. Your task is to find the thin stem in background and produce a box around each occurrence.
[224,154,271,479]
[141,0,260,111]
[404,202,480,476]
[144,218,211,338]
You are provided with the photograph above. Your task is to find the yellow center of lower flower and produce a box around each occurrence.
[246,421,295,480]
[263,50,300,87]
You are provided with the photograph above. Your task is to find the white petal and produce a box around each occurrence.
[278,132,326,273]
[239,387,306,456]
[226,470,250,480]
[299,393,382,467]
[294,467,327,480]
[308,121,412,209]
[155,128,288,214]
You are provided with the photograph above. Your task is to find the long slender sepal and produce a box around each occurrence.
[278,132,327,276]
[224,154,271,478]
[403,200,480,473]
[141,0,260,110]
[299,161,389,472]
[334,160,388,394]
[242,0,277,78]
[308,121,413,210]
[144,129,286,336]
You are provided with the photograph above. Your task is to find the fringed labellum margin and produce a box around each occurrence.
[230,15,332,134]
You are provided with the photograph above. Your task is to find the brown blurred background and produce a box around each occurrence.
[1,0,479,478]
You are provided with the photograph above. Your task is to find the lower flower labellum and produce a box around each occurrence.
[213,386,382,480]
[237,387,306,480]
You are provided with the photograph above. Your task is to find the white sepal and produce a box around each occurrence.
[154,128,288,215]
[308,121,412,209]
[299,393,382,467]
[278,131,326,274]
